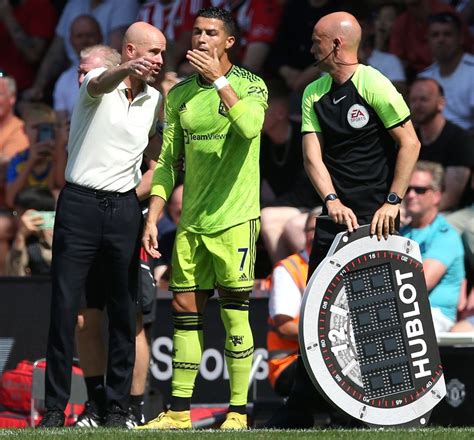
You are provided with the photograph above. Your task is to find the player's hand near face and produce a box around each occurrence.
[327,199,359,233]
[371,203,399,240]
[186,48,223,83]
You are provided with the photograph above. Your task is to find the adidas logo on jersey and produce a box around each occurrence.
[239,273,248,281]
[178,102,187,112]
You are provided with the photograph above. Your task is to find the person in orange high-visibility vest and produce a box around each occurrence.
[267,209,319,397]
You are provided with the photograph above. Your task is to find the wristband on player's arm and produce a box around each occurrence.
[213,76,229,91]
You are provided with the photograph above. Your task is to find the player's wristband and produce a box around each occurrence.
[213,76,229,91]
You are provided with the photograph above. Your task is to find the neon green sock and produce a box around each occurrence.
[219,298,254,406]
[171,312,203,399]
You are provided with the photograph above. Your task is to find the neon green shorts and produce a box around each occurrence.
[169,218,260,293]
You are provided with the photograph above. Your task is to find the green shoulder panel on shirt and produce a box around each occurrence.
[352,65,410,129]
[301,74,332,133]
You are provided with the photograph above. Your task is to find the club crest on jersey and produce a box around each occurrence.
[218,101,227,116]
[347,104,369,128]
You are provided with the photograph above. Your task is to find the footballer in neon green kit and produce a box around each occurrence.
[139,7,267,431]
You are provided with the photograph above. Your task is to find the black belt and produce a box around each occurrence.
[65,182,136,198]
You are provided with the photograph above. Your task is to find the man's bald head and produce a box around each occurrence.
[311,11,361,73]
[315,12,362,52]
[122,22,167,83]
[123,22,166,51]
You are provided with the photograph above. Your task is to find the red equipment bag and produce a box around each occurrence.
[0,360,84,415]
[0,411,29,428]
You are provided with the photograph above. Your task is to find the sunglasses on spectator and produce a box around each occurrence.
[407,186,433,195]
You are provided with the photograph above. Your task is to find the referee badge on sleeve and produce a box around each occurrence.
[300,225,445,428]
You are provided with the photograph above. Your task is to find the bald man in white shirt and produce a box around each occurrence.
[39,22,166,429]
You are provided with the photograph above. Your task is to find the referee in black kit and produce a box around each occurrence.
[265,11,421,428]
[39,22,166,428]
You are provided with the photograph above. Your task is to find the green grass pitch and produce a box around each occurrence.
[1,428,474,440]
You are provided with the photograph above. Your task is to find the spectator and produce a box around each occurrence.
[388,0,469,80]
[0,0,57,92]
[358,3,407,95]
[138,0,203,73]
[269,0,342,94]
[0,72,29,202]
[260,80,305,202]
[419,11,474,132]
[5,103,58,208]
[409,78,472,211]
[401,160,465,333]
[373,3,398,52]
[53,15,103,123]
[232,0,283,74]
[52,45,122,193]
[154,0,282,76]
[267,209,319,398]
[0,72,30,275]
[446,176,474,280]
[5,187,55,276]
[23,0,138,102]
[260,80,321,263]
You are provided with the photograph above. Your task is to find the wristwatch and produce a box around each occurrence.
[324,193,338,205]
[386,192,402,205]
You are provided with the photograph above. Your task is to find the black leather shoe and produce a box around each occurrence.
[104,404,128,428]
[37,409,65,428]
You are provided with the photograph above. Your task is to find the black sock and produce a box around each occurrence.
[129,394,144,407]
[229,405,246,415]
[170,396,191,412]
[129,394,145,420]
[84,376,106,409]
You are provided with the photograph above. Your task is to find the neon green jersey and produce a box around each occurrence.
[151,66,268,234]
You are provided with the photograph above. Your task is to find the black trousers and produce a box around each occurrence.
[45,183,143,411]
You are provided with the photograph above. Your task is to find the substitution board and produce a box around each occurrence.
[300,225,446,428]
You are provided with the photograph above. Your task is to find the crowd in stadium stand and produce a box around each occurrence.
[0,0,473,393]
